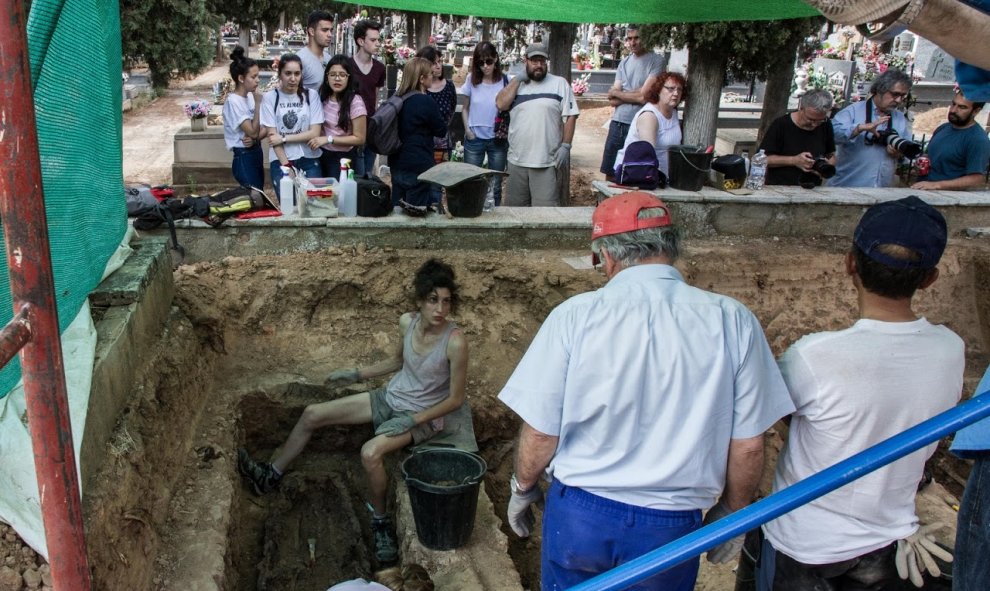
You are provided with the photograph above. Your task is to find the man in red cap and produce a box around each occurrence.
[498,192,794,590]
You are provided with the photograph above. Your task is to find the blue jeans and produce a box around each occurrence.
[231,145,264,189]
[463,137,508,205]
[354,146,379,178]
[956,455,990,591]
[541,479,702,591]
[391,167,435,207]
[270,156,321,201]
[600,120,631,177]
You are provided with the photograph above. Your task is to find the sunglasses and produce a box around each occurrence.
[480,58,497,66]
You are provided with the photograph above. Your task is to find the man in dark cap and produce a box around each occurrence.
[742,196,963,590]
[499,192,794,590]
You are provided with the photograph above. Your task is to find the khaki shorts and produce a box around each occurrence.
[369,388,439,445]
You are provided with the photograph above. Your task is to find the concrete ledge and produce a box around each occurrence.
[593,180,990,238]
[83,237,175,491]
[138,207,594,262]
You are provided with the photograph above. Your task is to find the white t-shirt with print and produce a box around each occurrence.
[260,88,324,163]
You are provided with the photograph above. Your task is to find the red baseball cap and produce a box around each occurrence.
[591,192,673,241]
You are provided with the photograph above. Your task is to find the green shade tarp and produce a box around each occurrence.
[350,0,819,23]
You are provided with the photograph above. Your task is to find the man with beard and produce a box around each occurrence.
[829,69,914,188]
[496,43,579,206]
[912,90,989,190]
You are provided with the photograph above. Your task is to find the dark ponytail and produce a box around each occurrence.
[229,45,257,88]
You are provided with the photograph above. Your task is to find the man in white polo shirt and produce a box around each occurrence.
[499,192,794,590]
[495,43,579,206]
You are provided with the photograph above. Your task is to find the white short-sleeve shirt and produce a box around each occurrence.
[763,318,964,564]
[498,264,794,510]
[260,87,324,162]
[506,74,580,168]
[222,93,255,150]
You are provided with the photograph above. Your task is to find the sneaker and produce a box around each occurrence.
[237,448,281,495]
[371,516,398,565]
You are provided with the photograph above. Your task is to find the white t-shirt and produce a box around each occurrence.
[614,103,682,176]
[498,264,794,510]
[299,46,329,92]
[507,74,580,168]
[459,73,508,140]
[222,93,255,150]
[763,318,964,564]
[260,88,324,163]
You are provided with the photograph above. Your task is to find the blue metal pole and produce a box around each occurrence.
[570,391,990,591]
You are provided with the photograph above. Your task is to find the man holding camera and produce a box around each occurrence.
[830,70,917,188]
[759,90,837,187]
[912,90,990,191]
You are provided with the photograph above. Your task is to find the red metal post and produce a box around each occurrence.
[0,0,92,589]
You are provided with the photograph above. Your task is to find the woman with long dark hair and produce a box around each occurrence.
[460,42,509,204]
[223,46,265,189]
[260,53,324,198]
[415,46,456,164]
[308,55,368,178]
[389,57,446,209]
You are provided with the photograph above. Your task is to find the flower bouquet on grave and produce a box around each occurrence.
[395,46,415,67]
[571,73,590,96]
[184,99,212,119]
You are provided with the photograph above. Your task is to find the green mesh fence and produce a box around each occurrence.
[0,0,127,398]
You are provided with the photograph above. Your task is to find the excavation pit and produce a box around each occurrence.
[75,237,990,590]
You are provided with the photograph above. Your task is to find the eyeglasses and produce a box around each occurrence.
[327,72,349,80]
[663,85,683,93]
[480,58,497,66]
[802,110,828,125]
[887,90,908,99]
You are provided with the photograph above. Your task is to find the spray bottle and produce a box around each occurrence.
[341,168,358,217]
[279,167,295,215]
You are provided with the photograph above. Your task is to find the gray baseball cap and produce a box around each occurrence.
[526,43,549,59]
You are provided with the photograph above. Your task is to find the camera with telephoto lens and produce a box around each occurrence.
[811,156,836,179]
[874,129,924,159]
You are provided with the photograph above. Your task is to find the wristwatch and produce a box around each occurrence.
[326,135,334,145]
[510,474,533,495]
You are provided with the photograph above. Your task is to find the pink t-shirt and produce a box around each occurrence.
[321,95,367,152]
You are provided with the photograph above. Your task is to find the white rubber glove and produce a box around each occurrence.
[895,523,953,587]
[325,368,359,388]
[703,501,745,564]
[799,0,911,24]
[554,143,572,170]
[507,476,543,537]
[375,414,417,437]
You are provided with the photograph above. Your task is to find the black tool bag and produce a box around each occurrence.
[356,175,392,217]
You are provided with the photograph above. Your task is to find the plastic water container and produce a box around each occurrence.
[745,149,768,190]
[279,167,295,215]
[482,177,496,213]
[340,170,358,217]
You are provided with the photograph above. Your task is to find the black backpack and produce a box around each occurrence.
[614,140,666,190]
[366,91,420,156]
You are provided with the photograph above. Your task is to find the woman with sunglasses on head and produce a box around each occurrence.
[614,72,687,179]
[390,58,446,210]
[459,42,509,205]
[261,53,324,198]
[308,55,368,178]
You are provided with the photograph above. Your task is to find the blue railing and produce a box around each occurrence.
[570,390,990,591]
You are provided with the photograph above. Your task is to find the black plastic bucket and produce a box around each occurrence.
[668,145,713,191]
[401,449,488,550]
[446,177,488,218]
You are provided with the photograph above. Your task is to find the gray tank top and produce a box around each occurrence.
[385,313,456,413]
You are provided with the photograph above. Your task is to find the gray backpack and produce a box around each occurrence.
[366,91,420,156]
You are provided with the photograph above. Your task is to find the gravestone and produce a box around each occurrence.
[925,48,956,82]
[813,58,855,101]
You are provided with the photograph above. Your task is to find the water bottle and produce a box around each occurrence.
[341,169,358,217]
[279,167,295,215]
[482,176,496,213]
[745,149,768,190]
